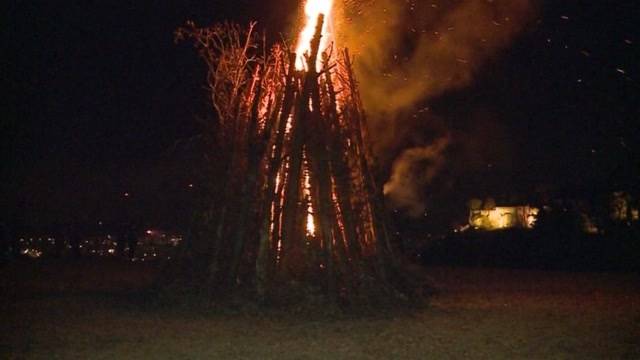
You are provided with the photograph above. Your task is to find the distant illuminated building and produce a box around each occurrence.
[469,205,539,230]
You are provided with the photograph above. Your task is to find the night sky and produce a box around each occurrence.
[4,1,639,230]
[447,1,639,194]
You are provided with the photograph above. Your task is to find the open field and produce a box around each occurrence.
[2,260,639,359]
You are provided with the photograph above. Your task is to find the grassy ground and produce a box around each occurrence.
[1,260,639,359]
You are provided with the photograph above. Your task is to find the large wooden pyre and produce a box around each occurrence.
[177,16,402,303]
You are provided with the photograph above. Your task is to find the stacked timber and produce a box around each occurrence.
[176,17,402,303]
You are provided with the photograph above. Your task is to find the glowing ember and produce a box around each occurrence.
[303,167,316,236]
[295,0,334,70]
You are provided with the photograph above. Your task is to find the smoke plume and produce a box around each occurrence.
[383,136,450,217]
[334,0,537,215]
[337,0,536,114]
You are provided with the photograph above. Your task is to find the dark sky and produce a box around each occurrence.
[3,1,639,228]
[454,1,639,194]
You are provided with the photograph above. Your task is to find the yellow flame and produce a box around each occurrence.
[306,211,316,236]
[295,0,334,70]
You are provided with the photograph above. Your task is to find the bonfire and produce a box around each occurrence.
[176,0,411,304]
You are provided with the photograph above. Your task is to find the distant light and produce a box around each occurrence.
[22,248,43,258]
[124,192,130,197]
[146,229,152,235]
[188,183,194,188]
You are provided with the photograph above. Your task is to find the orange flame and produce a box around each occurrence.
[295,0,334,70]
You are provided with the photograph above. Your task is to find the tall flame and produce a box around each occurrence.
[295,0,334,70]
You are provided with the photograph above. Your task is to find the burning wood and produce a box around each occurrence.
[176,6,405,304]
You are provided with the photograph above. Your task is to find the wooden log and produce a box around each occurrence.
[256,53,297,297]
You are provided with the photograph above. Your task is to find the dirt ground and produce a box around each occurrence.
[1,260,638,359]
